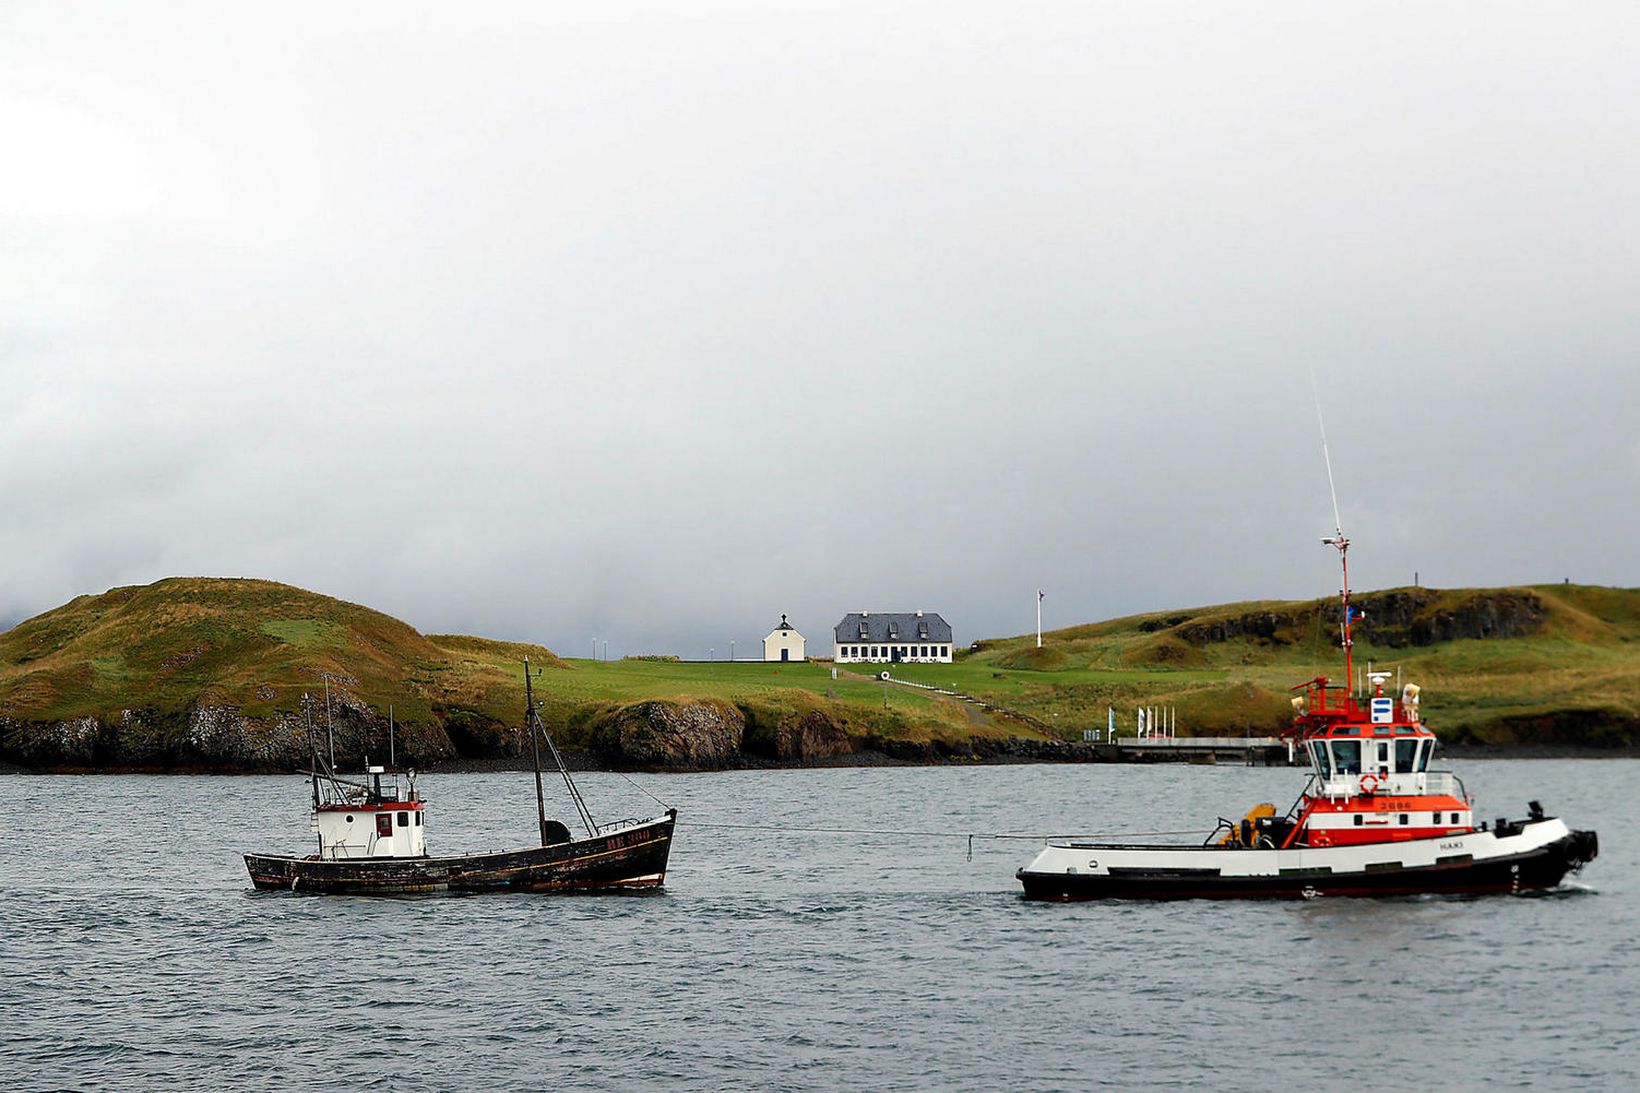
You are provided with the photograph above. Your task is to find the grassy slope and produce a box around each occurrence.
[2,579,1634,753]
[0,578,558,726]
[946,583,1640,745]
[0,578,975,749]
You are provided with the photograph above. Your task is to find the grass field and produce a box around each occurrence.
[2,577,1636,754]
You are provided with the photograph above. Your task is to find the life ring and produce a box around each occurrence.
[1358,773,1380,795]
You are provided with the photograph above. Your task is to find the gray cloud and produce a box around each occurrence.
[3,2,1636,657]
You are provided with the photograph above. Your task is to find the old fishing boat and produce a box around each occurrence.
[245,659,676,894]
[1016,531,1598,901]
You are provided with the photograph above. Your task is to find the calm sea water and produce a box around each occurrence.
[2,760,1635,1091]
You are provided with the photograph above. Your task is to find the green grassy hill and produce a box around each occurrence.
[950,583,1640,747]
[2,578,1635,770]
[0,578,979,769]
[0,578,557,726]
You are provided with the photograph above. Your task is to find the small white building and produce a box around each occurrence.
[763,615,806,662]
[833,611,953,664]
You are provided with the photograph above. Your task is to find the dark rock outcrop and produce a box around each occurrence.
[1352,590,1547,647]
[1175,611,1299,647]
[591,700,746,769]
[0,700,458,772]
[742,707,853,762]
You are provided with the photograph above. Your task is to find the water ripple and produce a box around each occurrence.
[0,762,1635,1090]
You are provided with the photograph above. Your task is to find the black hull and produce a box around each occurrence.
[246,811,676,895]
[1017,829,1598,902]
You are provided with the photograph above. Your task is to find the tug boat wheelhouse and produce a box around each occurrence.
[1017,532,1598,901]
[245,660,676,895]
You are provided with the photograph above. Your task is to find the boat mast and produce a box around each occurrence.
[524,657,551,845]
[523,658,598,839]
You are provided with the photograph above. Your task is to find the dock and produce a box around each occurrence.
[1107,736,1295,765]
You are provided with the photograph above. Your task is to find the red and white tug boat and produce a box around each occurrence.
[1017,533,1598,901]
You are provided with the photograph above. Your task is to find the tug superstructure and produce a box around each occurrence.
[1016,532,1598,901]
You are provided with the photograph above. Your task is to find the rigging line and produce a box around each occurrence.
[608,767,670,811]
[1309,366,1344,539]
[680,821,1212,841]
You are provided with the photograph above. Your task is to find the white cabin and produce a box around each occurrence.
[312,766,428,859]
[763,615,806,662]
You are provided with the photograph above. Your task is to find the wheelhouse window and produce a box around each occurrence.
[397,811,409,827]
[1331,740,1362,775]
[1395,739,1418,772]
[1309,741,1332,777]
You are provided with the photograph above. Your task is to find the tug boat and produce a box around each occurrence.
[1017,533,1598,901]
[245,660,676,895]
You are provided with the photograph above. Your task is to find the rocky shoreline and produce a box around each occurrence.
[5,696,1636,776]
[5,739,1635,775]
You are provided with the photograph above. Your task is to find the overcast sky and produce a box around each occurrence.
[3,2,1636,658]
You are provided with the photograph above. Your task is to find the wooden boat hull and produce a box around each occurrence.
[1017,820,1597,902]
[246,810,676,895]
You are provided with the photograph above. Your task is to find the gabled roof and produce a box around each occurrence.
[833,612,952,643]
[765,614,803,640]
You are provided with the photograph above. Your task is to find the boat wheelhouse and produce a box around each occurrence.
[1277,673,1472,848]
[310,765,427,860]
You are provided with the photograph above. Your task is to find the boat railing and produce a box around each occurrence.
[1305,770,1469,800]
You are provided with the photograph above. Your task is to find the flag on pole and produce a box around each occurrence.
[1038,589,1044,601]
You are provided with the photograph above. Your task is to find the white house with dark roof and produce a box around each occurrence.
[833,611,953,664]
[763,615,806,662]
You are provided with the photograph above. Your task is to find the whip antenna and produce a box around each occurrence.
[1309,367,1354,694]
[1310,367,1343,539]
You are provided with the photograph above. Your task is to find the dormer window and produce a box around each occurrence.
[888,623,899,639]
[918,622,929,639]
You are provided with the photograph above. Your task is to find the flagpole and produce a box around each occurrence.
[1036,589,1043,649]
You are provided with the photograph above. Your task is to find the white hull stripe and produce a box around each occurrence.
[1027,819,1570,879]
